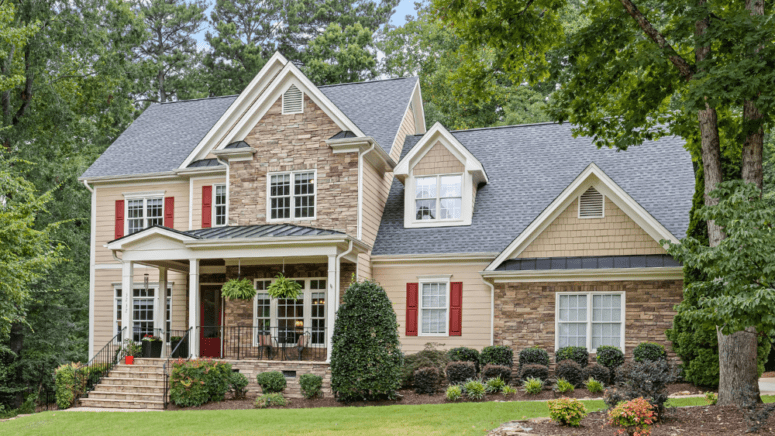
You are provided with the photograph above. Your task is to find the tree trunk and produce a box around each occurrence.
[697,105,724,246]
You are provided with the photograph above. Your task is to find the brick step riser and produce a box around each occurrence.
[114,365,166,374]
[109,371,165,380]
[80,399,164,410]
[101,379,165,388]
[131,359,167,367]
[92,385,165,394]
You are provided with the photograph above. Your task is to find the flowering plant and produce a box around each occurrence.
[607,397,655,436]
[142,334,161,342]
[548,397,587,426]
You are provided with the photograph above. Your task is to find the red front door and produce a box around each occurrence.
[200,285,222,358]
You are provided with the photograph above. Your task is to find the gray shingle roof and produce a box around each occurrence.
[373,123,694,256]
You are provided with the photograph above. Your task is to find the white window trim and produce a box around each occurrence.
[405,171,473,228]
[213,184,228,227]
[252,277,327,348]
[281,85,304,115]
[417,275,452,337]
[578,189,605,219]
[412,173,465,224]
[554,291,626,353]
[113,283,173,343]
[124,195,165,235]
[266,169,317,222]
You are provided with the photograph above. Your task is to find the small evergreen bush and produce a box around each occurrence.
[519,347,550,369]
[254,393,287,408]
[256,371,286,393]
[605,360,677,420]
[481,364,512,384]
[445,385,462,401]
[480,345,514,368]
[485,377,506,393]
[170,359,232,407]
[299,374,323,399]
[582,363,611,384]
[413,367,441,395]
[400,343,449,387]
[555,378,574,393]
[548,397,587,426]
[519,364,549,382]
[446,361,476,385]
[555,346,589,368]
[595,345,625,369]
[447,347,481,373]
[633,342,667,362]
[330,280,402,401]
[555,360,584,387]
[229,372,249,399]
[522,377,543,394]
[584,378,604,393]
[464,379,486,400]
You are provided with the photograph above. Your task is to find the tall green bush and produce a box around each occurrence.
[330,280,402,401]
[54,363,78,409]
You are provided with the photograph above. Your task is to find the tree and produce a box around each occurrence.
[433,0,775,405]
[303,23,377,85]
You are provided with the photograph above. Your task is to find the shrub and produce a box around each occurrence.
[330,280,402,401]
[555,360,584,387]
[480,345,514,368]
[555,378,574,393]
[519,347,550,369]
[556,346,589,368]
[633,342,667,363]
[464,379,486,400]
[522,377,543,394]
[401,343,449,387]
[446,361,476,385]
[170,359,232,407]
[585,378,604,393]
[705,391,718,405]
[519,364,549,382]
[548,397,587,427]
[256,371,286,393]
[229,372,249,399]
[299,374,323,399]
[445,385,462,401]
[18,394,35,414]
[582,363,611,384]
[413,367,441,395]
[254,393,288,408]
[482,364,512,384]
[605,360,677,420]
[607,397,655,436]
[447,347,481,373]
[596,345,625,369]
[54,363,79,409]
[485,377,506,393]
[502,385,518,396]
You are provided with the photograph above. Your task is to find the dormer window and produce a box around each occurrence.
[415,174,462,221]
[282,85,303,114]
[578,187,604,218]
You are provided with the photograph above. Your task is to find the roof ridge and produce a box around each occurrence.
[408,121,563,137]
[159,94,239,104]
[318,76,418,89]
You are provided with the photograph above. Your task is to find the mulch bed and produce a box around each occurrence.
[527,405,775,435]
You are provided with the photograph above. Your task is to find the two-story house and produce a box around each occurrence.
[79,52,693,409]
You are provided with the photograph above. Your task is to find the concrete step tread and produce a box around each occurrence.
[80,399,164,406]
[92,385,165,392]
[88,392,165,399]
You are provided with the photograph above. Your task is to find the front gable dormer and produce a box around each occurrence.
[394,123,487,228]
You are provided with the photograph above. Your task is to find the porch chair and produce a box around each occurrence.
[295,332,310,361]
[257,333,273,360]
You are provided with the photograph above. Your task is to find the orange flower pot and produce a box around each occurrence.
[125,355,134,365]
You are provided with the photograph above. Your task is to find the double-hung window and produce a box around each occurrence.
[214,184,227,226]
[269,171,315,220]
[556,293,624,352]
[126,197,163,234]
[419,282,448,335]
[415,174,462,221]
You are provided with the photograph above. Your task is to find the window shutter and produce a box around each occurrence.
[449,282,463,336]
[164,197,175,228]
[406,283,419,336]
[202,186,212,228]
[282,85,303,114]
[579,187,604,218]
[114,200,124,239]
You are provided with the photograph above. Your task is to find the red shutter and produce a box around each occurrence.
[164,197,175,228]
[449,282,463,336]
[406,283,419,336]
[114,200,124,239]
[202,186,212,228]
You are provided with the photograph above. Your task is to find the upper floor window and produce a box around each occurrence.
[269,171,315,220]
[127,197,163,234]
[415,174,462,221]
[214,184,227,226]
[282,85,304,114]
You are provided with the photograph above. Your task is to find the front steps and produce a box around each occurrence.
[79,358,167,410]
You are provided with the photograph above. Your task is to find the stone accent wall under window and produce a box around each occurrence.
[493,279,683,366]
[224,360,331,399]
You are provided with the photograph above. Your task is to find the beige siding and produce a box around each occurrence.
[361,159,388,247]
[517,197,666,258]
[389,105,416,163]
[372,261,492,354]
[413,141,464,176]
[357,253,372,280]
[191,176,227,230]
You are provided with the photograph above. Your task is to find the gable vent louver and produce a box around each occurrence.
[282,85,303,114]
[578,187,604,218]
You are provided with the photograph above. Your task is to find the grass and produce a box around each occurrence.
[2,396,774,436]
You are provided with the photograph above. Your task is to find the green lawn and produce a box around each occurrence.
[2,396,773,436]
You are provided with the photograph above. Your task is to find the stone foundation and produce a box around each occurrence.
[223,359,332,399]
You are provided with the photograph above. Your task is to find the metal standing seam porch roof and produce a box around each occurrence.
[108,224,345,244]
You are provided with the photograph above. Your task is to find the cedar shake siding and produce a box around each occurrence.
[413,141,464,176]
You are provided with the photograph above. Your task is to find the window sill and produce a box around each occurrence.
[405,219,470,229]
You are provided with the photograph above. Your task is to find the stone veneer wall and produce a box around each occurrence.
[223,360,332,399]
[493,280,683,366]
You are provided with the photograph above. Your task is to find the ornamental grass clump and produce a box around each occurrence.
[445,385,462,401]
[464,379,486,400]
[555,378,574,393]
[522,377,543,395]
[548,397,587,427]
[502,385,518,396]
[584,377,604,393]
[485,376,506,393]
[607,397,655,436]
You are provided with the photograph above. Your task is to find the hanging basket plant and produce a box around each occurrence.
[267,273,302,299]
[221,278,256,301]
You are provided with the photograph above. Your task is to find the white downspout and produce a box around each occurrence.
[482,278,495,346]
[335,240,354,311]
[84,180,96,359]
[357,143,376,240]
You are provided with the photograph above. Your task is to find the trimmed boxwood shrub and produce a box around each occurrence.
[229,372,249,399]
[299,374,323,399]
[581,363,610,385]
[413,367,441,395]
[256,371,287,393]
[482,364,512,384]
[446,361,476,385]
[480,345,514,368]
[555,360,584,387]
[330,280,402,401]
[170,359,232,407]
[519,364,549,382]
[448,347,481,373]
[401,343,449,388]
[633,342,667,362]
[519,347,550,369]
[595,345,625,369]
[555,346,589,368]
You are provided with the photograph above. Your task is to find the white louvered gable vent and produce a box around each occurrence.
[578,187,604,218]
[282,85,304,114]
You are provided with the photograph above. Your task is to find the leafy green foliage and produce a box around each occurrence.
[463,379,485,400]
[502,385,518,396]
[445,361,476,385]
[303,23,377,86]
[447,347,480,373]
[445,385,462,401]
[480,346,514,368]
[519,347,550,369]
[555,378,574,393]
[485,377,506,394]
[595,346,625,370]
[607,398,655,435]
[413,367,441,395]
[299,374,323,399]
[330,280,401,401]
[221,278,257,301]
[170,360,232,407]
[256,371,286,393]
[584,378,604,394]
[482,364,512,384]
[606,360,677,420]
[254,392,287,408]
[555,360,584,388]
[522,377,543,395]
[556,346,589,368]
[548,397,587,426]
[705,391,718,405]
[229,372,249,399]
[400,343,449,388]
[54,363,78,409]
[582,363,610,385]
[633,343,667,363]
[519,364,549,383]
[267,274,303,300]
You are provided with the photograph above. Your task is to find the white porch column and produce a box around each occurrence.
[121,261,134,343]
[157,267,168,358]
[326,254,337,362]
[188,259,200,358]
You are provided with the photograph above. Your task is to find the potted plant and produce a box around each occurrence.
[141,334,163,358]
[123,340,142,364]
[221,278,256,301]
[170,336,188,358]
[267,274,302,299]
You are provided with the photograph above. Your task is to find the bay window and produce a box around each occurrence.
[556,292,625,352]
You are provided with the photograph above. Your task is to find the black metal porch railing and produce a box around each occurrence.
[76,327,126,402]
[197,326,327,361]
[163,327,192,409]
